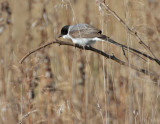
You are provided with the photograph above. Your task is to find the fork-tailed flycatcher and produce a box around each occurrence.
[58,24,160,65]
[58,24,128,48]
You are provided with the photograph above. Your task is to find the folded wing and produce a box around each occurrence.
[69,24,103,38]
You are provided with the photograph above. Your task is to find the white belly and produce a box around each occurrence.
[71,38,97,46]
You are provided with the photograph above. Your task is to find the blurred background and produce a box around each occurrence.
[0,0,160,123]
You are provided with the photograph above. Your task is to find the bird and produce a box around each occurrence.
[58,23,126,48]
[57,24,144,55]
[58,24,109,46]
[57,24,145,54]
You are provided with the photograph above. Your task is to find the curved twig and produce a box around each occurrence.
[19,40,160,83]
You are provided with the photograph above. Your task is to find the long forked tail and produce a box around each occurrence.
[99,35,160,65]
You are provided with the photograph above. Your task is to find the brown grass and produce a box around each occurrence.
[0,0,160,124]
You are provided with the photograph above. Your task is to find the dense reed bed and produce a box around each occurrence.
[0,0,160,124]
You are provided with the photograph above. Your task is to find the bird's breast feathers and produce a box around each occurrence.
[71,37,102,46]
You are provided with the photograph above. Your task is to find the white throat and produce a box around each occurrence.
[62,34,71,39]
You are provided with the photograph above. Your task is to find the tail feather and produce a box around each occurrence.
[99,35,156,62]
[99,35,141,53]
[99,35,124,47]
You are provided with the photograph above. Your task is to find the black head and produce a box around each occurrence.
[58,25,70,38]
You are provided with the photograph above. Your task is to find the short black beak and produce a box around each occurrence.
[58,34,63,38]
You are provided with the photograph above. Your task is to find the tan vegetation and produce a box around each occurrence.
[0,0,160,124]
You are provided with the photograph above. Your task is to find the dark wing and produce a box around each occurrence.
[69,24,103,38]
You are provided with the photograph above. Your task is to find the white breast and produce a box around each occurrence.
[72,37,104,46]
[71,38,96,46]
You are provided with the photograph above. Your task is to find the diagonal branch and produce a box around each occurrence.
[101,2,158,60]
[19,40,160,83]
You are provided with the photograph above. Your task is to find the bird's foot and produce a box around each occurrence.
[84,45,92,48]
[86,45,93,49]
